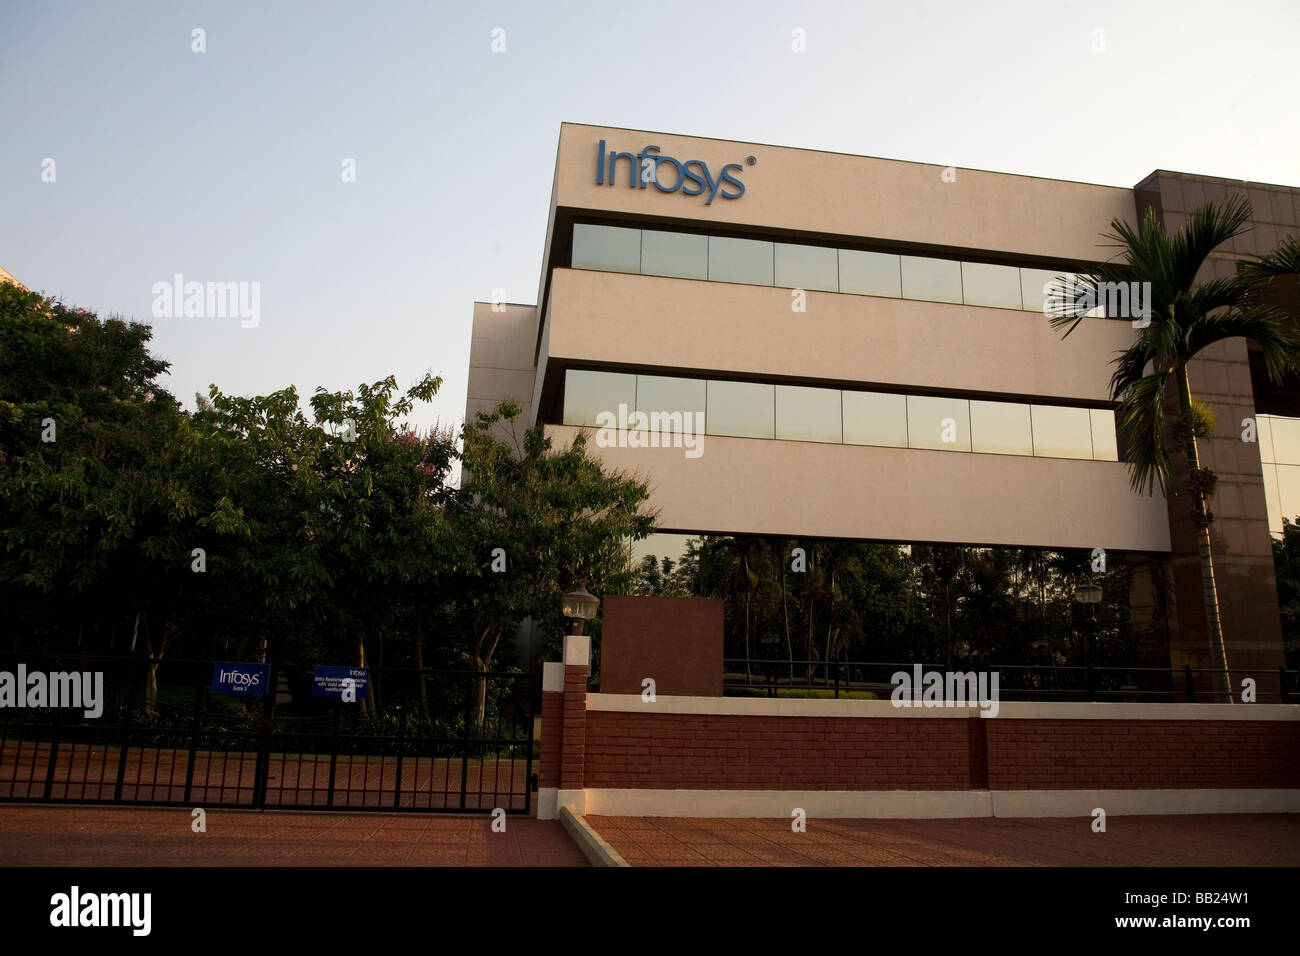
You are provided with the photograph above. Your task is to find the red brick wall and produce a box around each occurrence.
[600,595,724,696]
[986,719,1300,790]
[539,689,562,788]
[583,711,1300,791]
[584,712,982,790]
[559,664,587,790]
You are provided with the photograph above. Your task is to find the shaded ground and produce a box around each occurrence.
[0,805,587,867]
[584,814,1300,866]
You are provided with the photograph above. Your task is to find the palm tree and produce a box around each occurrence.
[1051,197,1299,701]
[703,536,765,682]
[1244,235,1300,282]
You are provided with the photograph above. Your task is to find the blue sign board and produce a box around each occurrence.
[312,666,369,700]
[211,662,270,696]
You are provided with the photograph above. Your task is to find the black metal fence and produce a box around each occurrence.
[0,653,536,813]
[725,658,1299,704]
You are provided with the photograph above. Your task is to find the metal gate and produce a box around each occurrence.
[0,654,537,814]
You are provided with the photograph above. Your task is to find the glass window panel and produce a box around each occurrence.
[1028,270,1106,319]
[1262,461,1282,536]
[1019,268,1059,314]
[571,224,641,274]
[1276,464,1300,529]
[1266,414,1300,465]
[1090,409,1119,461]
[708,236,774,286]
[842,391,908,447]
[900,255,963,304]
[961,262,1023,310]
[640,230,708,280]
[706,380,775,438]
[838,249,901,297]
[1030,404,1093,459]
[970,400,1033,455]
[636,375,706,416]
[1257,414,1276,464]
[774,243,838,293]
[776,385,842,443]
[907,395,971,451]
[563,369,637,427]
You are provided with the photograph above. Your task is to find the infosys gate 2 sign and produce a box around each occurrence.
[595,139,746,205]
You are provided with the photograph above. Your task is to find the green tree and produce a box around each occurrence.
[1052,197,1300,699]
[453,403,655,724]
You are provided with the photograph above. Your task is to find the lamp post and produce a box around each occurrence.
[561,586,600,636]
[1073,581,1102,701]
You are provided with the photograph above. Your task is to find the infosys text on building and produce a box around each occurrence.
[595,139,746,205]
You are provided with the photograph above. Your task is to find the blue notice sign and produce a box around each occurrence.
[312,666,369,699]
[211,662,270,696]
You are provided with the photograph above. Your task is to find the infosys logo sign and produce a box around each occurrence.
[595,139,746,205]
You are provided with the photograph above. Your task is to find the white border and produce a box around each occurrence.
[586,693,1300,721]
[581,787,1300,818]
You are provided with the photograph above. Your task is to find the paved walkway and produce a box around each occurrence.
[0,805,588,867]
[584,814,1300,866]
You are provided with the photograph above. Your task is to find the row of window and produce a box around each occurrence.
[571,223,1107,316]
[562,369,1119,461]
[1256,414,1300,536]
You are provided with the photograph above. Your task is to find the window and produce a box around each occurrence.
[1090,409,1119,461]
[1030,404,1093,459]
[706,380,775,438]
[571,224,641,274]
[775,243,839,293]
[907,395,971,451]
[776,385,842,443]
[901,255,963,304]
[635,375,706,424]
[562,369,637,426]
[970,400,1034,455]
[961,262,1023,310]
[842,390,908,447]
[708,236,774,286]
[838,249,902,298]
[640,230,708,280]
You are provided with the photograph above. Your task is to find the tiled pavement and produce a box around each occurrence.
[6,803,1297,868]
[584,813,1300,867]
[0,805,588,866]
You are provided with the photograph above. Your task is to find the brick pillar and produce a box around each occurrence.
[537,634,589,819]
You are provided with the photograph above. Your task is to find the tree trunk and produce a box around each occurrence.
[470,626,500,729]
[780,550,793,681]
[415,607,429,717]
[1175,363,1232,702]
[356,632,369,713]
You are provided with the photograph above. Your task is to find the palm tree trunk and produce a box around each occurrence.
[780,551,793,681]
[1175,363,1232,702]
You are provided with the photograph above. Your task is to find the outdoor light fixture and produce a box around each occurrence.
[561,586,600,635]
[1073,582,1103,604]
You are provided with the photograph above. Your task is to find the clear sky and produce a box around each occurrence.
[3,0,1298,445]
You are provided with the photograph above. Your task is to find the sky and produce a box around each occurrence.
[3,0,1298,456]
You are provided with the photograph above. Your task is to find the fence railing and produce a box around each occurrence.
[0,652,537,813]
[723,658,1298,704]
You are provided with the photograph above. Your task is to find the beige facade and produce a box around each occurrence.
[469,123,1176,551]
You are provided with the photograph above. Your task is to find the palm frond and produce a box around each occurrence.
[1242,235,1300,279]
[1184,303,1300,384]
[1169,195,1253,291]
[1114,371,1173,496]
